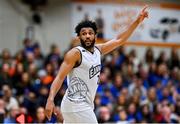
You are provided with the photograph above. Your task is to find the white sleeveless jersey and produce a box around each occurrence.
[61,46,101,112]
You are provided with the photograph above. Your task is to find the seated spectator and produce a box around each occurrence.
[144,47,154,66]
[4,106,19,123]
[162,105,179,123]
[45,44,62,70]
[156,51,168,65]
[128,76,147,100]
[175,95,180,116]
[158,86,174,104]
[33,42,44,69]
[153,103,164,123]
[2,84,19,111]
[0,48,12,66]
[126,102,138,123]
[97,106,112,123]
[0,63,13,88]
[16,72,33,96]
[136,104,153,122]
[168,48,179,70]
[147,87,158,112]
[116,107,129,123]
[0,98,6,123]
[33,106,46,123]
[111,72,125,98]
[117,94,127,107]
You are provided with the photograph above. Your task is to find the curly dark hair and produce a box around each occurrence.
[75,20,98,36]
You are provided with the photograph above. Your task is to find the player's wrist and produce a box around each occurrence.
[47,96,54,101]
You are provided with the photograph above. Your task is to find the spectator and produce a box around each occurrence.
[95,9,104,38]
[126,102,138,123]
[168,48,179,70]
[128,76,147,99]
[162,105,179,123]
[156,51,167,65]
[34,106,46,123]
[24,52,35,71]
[33,42,44,69]
[153,103,164,123]
[97,106,112,123]
[111,72,124,98]
[23,38,34,54]
[22,92,37,116]
[2,84,19,111]
[116,107,129,123]
[0,63,13,88]
[4,106,19,123]
[28,63,37,82]
[0,98,6,123]
[144,47,154,65]
[175,96,180,116]
[147,87,157,112]
[0,48,12,66]
[45,44,62,70]
[137,104,153,122]
[117,94,127,107]
[36,86,49,107]
[129,49,140,73]
[12,63,24,87]
[16,72,33,96]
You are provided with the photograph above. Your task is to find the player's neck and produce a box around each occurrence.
[83,46,94,54]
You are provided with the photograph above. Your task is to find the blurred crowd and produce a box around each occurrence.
[0,38,179,123]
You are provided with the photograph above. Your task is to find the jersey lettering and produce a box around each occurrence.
[89,64,101,79]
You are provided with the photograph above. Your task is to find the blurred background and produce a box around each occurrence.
[0,0,180,123]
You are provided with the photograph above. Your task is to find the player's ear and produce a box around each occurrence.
[77,35,80,40]
[95,34,97,40]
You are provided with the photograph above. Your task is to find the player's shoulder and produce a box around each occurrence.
[64,47,81,59]
[70,47,81,54]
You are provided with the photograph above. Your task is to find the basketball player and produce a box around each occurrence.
[45,5,149,123]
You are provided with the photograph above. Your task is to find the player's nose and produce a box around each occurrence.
[86,33,91,38]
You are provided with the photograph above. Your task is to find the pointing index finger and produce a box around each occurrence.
[142,5,148,12]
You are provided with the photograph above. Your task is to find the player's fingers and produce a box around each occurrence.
[141,11,148,17]
[53,107,57,115]
[45,109,53,120]
[145,12,149,18]
[54,107,64,123]
[142,5,148,12]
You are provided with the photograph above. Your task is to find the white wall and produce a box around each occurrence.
[41,1,71,54]
[0,0,72,55]
[0,0,27,54]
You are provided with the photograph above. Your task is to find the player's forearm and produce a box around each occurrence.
[116,17,141,43]
[48,76,63,101]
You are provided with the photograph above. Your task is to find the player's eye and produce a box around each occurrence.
[82,32,86,35]
[89,32,94,35]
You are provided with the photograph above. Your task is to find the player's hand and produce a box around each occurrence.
[45,98,55,121]
[137,5,149,23]
[54,106,64,123]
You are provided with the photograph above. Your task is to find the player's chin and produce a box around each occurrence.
[85,42,92,46]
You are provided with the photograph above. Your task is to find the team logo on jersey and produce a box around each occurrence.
[89,64,101,79]
[67,77,89,103]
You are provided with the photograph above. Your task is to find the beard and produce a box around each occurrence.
[80,38,95,49]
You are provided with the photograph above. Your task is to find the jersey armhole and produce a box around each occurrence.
[95,45,102,55]
[73,48,82,68]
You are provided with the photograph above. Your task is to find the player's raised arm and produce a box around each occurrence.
[97,5,149,55]
[45,48,81,121]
